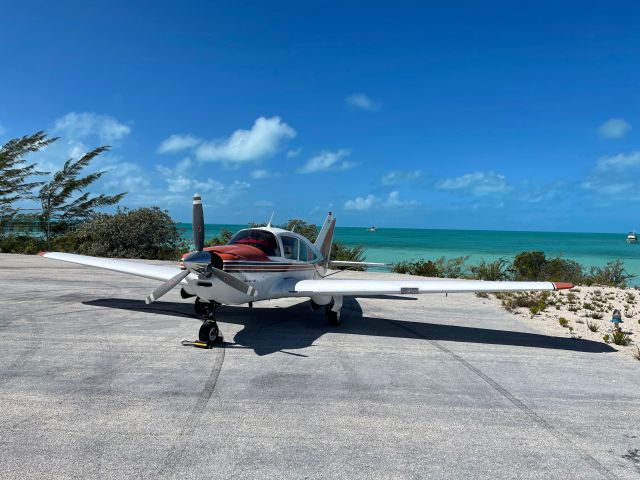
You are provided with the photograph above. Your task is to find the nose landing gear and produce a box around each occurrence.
[194,298,223,345]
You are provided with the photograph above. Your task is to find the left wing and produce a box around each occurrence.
[39,252,186,282]
[292,278,573,296]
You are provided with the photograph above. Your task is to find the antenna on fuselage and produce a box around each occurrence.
[266,211,275,228]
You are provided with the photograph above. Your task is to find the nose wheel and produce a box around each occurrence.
[198,320,220,343]
[194,298,223,344]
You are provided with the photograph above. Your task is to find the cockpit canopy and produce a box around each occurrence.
[228,229,280,256]
[227,228,319,261]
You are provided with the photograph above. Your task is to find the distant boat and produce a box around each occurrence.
[367,225,378,232]
[627,231,638,243]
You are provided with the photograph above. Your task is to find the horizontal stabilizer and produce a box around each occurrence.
[328,261,392,269]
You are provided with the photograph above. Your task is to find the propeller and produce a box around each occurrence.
[145,193,258,304]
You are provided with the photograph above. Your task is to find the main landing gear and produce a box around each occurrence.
[194,298,223,345]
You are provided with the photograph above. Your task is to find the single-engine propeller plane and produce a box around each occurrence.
[40,193,573,344]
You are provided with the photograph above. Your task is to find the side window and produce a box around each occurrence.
[307,245,316,261]
[299,242,308,261]
[281,235,299,260]
[299,240,316,262]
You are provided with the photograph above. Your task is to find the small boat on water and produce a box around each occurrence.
[627,231,638,243]
[367,225,377,232]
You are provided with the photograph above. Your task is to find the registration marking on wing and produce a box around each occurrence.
[401,287,419,294]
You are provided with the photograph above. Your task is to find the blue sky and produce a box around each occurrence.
[2,1,640,232]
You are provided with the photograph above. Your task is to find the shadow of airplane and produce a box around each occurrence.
[83,297,616,356]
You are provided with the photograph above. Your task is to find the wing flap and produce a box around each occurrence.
[293,279,571,296]
[39,252,186,283]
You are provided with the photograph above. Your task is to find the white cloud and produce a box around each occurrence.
[346,93,381,111]
[156,163,249,204]
[286,148,302,158]
[596,151,640,171]
[298,149,356,173]
[437,171,510,195]
[157,134,202,154]
[383,191,418,208]
[381,170,423,185]
[195,116,296,163]
[598,118,631,139]
[103,161,150,192]
[344,194,377,210]
[53,112,131,143]
[251,169,281,179]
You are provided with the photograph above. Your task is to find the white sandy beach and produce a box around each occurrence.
[485,285,640,361]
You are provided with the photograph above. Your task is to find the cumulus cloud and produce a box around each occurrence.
[195,116,296,163]
[286,148,302,158]
[157,134,202,154]
[437,171,510,195]
[156,163,249,203]
[381,170,423,185]
[383,191,418,208]
[54,112,131,143]
[598,118,631,139]
[103,161,150,192]
[298,149,356,174]
[595,151,640,171]
[344,194,377,210]
[346,93,381,111]
[250,169,281,179]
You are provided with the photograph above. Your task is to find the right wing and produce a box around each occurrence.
[39,252,186,283]
[292,278,573,296]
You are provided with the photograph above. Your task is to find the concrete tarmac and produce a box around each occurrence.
[1,253,639,479]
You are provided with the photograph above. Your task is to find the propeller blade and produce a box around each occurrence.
[209,265,258,297]
[145,269,190,304]
[192,193,205,251]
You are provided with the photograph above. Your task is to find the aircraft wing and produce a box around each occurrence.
[292,278,573,296]
[39,252,186,283]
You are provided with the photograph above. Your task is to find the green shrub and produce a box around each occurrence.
[586,260,635,287]
[204,228,233,247]
[586,320,600,332]
[558,317,569,327]
[589,312,604,319]
[541,257,584,284]
[53,207,187,260]
[435,255,469,278]
[611,331,631,346]
[0,235,47,254]
[470,258,512,281]
[603,334,610,343]
[583,303,594,311]
[330,241,366,269]
[513,251,547,280]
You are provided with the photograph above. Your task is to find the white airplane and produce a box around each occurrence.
[40,193,573,344]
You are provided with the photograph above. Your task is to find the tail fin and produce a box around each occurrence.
[315,212,336,266]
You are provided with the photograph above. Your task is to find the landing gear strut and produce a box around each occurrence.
[194,298,223,344]
[325,296,343,326]
[326,306,341,326]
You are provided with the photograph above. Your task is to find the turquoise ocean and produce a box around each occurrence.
[177,224,640,285]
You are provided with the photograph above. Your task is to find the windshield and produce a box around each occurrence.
[228,229,281,256]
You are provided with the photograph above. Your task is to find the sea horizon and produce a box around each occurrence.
[177,222,640,284]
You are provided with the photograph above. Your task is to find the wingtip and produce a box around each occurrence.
[553,282,574,290]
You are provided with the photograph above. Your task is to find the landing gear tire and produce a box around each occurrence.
[326,307,341,326]
[199,321,220,344]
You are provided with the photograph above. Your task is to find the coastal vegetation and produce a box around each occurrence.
[392,253,635,288]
